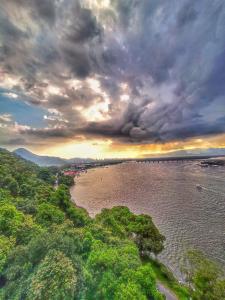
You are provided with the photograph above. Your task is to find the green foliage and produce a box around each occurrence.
[28,250,77,300]
[51,185,91,227]
[85,240,164,300]
[19,183,35,198]
[114,265,164,300]
[0,149,190,300]
[6,177,19,196]
[95,206,165,255]
[37,167,55,185]
[183,250,225,300]
[51,184,71,210]
[114,282,147,300]
[85,240,139,299]
[58,174,75,187]
[35,184,54,201]
[0,204,24,237]
[0,235,15,273]
[145,257,190,300]
[0,189,13,205]
[36,203,65,227]
[14,196,37,215]
[67,206,90,227]
[16,215,43,245]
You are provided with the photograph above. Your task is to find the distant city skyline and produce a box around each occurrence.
[1,1,225,158]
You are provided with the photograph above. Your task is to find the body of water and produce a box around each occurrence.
[70,161,225,278]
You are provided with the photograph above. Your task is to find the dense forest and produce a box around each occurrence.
[0,148,224,299]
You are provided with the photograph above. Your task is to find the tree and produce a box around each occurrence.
[84,240,163,299]
[96,206,165,256]
[0,149,184,300]
[0,204,24,237]
[35,203,65,227]
[16,215,42,244]
[0,235,15,273]
[6,178,19,197]
[0,189,13,205]
[28,250,77,300]
[67,206,90,227]
[183,250,225,300]
[115,282,147,300]
[85,240,140,299]
[14,197,37,215]
[58,174,74,187]
[50,185,71,211]
[116,264,165,300]
[34,184,54,204]
[19,183,34,198]
[37,168,55,185]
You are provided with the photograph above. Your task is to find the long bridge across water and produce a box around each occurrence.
[134,155,225,164]
[69,155,225,169]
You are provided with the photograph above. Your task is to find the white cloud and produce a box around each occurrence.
[0,113,12,123]
[3,92,18,99]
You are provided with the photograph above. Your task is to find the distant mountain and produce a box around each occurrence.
[67,157,95,164]
[165,148,225,157]
[13,148,67,166]
[13,147,225,166]
[13,148,95,166]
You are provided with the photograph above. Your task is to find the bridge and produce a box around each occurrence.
[134,155,225,164]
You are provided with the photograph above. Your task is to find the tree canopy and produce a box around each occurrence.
[183,250,225,300]
[0,149,166,299]
[0,148,222,299]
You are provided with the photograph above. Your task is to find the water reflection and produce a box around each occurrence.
[70,161,225,278]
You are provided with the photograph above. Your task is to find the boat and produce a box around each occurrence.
[196,184,203,191]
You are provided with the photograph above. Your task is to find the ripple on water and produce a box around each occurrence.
[70,162,225,278]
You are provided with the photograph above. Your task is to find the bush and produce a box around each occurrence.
[28,250,77,300]
[36,203,65,227]
[0,204,24,237]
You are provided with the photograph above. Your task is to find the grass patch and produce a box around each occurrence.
[143,257,190,300]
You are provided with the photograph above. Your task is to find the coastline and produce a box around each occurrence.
[69,169,190,300]
[70,165,112,217]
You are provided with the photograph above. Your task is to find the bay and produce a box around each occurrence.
[70,161,225,278]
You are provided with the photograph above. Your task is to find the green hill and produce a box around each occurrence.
[0,149,165,299]
[1,149,223,299]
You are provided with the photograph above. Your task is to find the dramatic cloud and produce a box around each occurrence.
[1,0,225,152]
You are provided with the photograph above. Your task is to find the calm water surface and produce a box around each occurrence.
[70,161,225,278]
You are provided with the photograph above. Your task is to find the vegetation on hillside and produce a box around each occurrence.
[0,148,224,299]
[0,149,164,299]
[182,250,225,300]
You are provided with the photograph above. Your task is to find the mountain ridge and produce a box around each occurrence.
[142,148,225,159]
[13,148,94,166]
[13,147,225,166]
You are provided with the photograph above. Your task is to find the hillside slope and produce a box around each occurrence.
[0,149,166,300]
[13,148,67,166]
[13,148,95,166]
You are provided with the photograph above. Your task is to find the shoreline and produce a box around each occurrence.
[69,171,190,299]
[69,169,181,273]
[70,165,114,218]
[69,166,180,274]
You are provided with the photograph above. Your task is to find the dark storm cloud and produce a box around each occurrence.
[61,46,92,78]
[0,14,27,41]
[176,2,198,27]
[0,0,102,85]
[83,0,225,143]
[7,138,28,145]
[66,6,101,42]
[7,0,56,25]
[1,0,225,146]
[20,127,73,138]
[48,95,72,108]
[33,0,56,25]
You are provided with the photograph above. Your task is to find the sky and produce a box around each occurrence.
[0,0,225,158]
